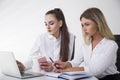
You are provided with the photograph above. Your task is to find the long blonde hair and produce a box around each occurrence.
[80,7,115,44]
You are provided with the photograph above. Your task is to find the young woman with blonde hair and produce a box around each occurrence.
[53,7,119,79]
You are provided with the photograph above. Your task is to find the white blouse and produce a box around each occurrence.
[24,32,75,69]
[69,38,119,78]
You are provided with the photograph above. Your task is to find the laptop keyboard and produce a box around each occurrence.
[23,73,34,76]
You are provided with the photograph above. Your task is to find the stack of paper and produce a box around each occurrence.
[45,71,91,80]
[45,72,61,78]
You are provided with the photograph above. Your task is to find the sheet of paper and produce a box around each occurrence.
[45,72,61,78]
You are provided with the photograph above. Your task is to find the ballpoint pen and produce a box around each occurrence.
[49,57,61,69]
[49,57,54,63]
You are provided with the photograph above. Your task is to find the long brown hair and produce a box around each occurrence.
[80,7,115,44]
[46,8,70,61]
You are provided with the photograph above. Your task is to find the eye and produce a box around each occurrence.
[44,22,47,26]
[85,23,89,26]
[81,24,83,27]
[49,21,54,25]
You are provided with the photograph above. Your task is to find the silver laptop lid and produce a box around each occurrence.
[0,51,22,78]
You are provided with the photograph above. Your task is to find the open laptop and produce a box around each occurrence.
[0,51,44,79]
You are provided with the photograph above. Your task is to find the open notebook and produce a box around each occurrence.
[45,71,92,80]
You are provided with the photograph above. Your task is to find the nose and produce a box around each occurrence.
[82,26,87,32]
[47,25,50,29]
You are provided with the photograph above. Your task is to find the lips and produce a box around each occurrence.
[48,30,51,32]
[85,32,88,35]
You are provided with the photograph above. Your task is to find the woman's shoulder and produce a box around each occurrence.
[104,38,118,48]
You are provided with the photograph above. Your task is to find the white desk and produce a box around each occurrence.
[0,73,98,80]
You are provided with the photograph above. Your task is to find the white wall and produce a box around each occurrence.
[0,0,120,63]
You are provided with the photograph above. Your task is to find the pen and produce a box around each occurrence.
[49,57,60,69]
[49,57,54,63]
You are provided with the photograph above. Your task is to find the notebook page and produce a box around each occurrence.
[45,72,61,78]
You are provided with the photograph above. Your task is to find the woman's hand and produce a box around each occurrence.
[53,61,71,73]
[53,61,84,73]
[53,67,72,73]
[53,67,84,73]
[39,61,53,72]
[16,60,25,73]
[38,57,53,72]
[54,61,71,69]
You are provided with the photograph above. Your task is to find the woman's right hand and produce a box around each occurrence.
[53,61,69,69]
[16,60,25,73]
[53,61,68,73]
[53,61,72,72]
[38,57,53,72]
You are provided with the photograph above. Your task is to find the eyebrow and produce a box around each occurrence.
[44,20,54,23]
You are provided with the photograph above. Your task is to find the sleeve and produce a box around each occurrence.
[83,42,118,76]
[69,43,84,67]
[23,35,41,69]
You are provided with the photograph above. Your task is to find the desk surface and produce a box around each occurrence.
[0,73,98,80]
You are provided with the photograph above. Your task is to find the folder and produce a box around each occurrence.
[45,71,91,80]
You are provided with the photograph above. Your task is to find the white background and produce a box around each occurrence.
[0,0,120,63]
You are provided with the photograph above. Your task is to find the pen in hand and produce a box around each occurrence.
[49,57,61,70]
[49,57,54,63]
[49,57,60,71]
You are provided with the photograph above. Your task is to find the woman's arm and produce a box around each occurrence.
[54,66,84,73]
[53,61,85,73]
[63,67,84,72]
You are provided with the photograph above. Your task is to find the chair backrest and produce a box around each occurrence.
[114,35,120,72]
[71,36,76,60]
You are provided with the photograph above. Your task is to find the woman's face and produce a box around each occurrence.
[81,17,98,37]
[45,14,62,37]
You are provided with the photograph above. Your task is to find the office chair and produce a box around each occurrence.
[71,36,76,60]
[115,35,120,72]
[99,35,120,80]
